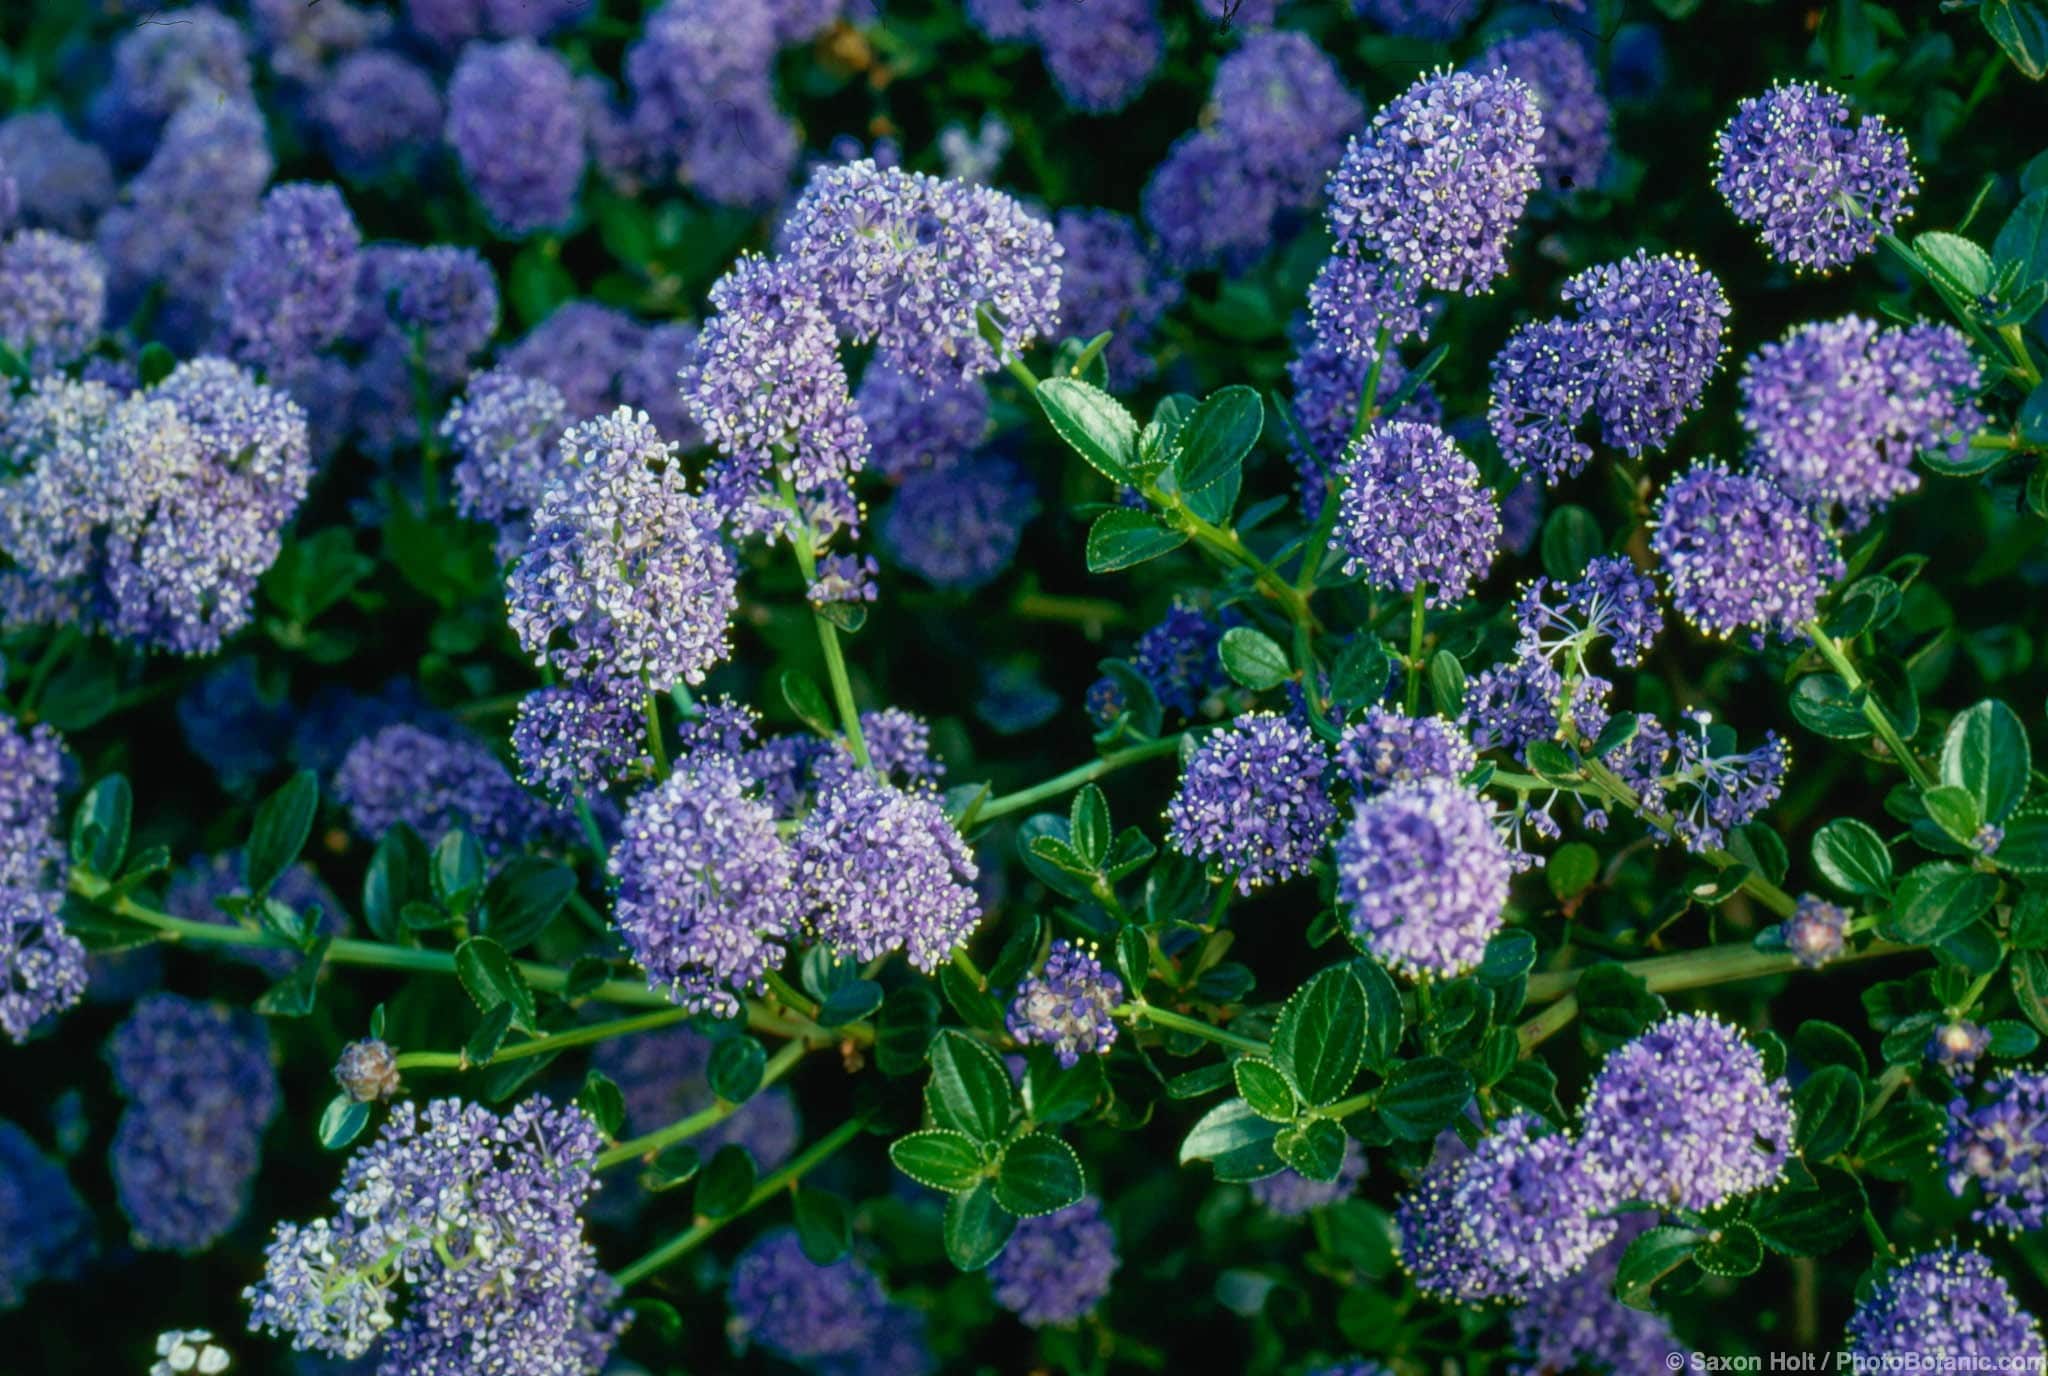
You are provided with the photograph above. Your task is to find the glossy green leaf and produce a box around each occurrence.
[1173,385,1263,493]
[995,1132,1085,1216]
[1087,509,1188,573]
[890,1129,987,1193]
[1271,966,1367,1107]
[943,1180,1017,1271]
[694,1144,757,1219]
[1941,700,2031,825]
[247,770,319,898]
[926,1030,1016,1143]
[454,936,537,1034]
[1811,817,1894,897]
[1219,626,1290,691]
[794,1188,852,1264]
[1038,377,1137,482]
[1375,1057,1473,1141]
[1234,1058,1298,1122]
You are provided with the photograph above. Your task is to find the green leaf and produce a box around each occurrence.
[1539,505,1602,580]
[1614,1226,1700,1310]
[940,964,1006,1031]
[1922,785,1984,847]
[1428,651,1466,717]
[641,1143,700,1192]
[780,669,837,738]
[1219,626,1290,691]
[577,1071,626,1137]
[1985,0,2048,80]
[1989,1019,2041,1057]
[1179,1098,1283,1178]
[1546,842,1599,901]
[1856,1099,1946,1180]
[876,986,940,1076]
[2012,951,2048,1035]
[1069,785,1111,870]
[1885,862,2000,944]
[694,1144,757,1219]
[891,1129,987,1193]
[362,824,427,944]
[454,936,537,1034]
[1274,1116,1349,1182]
[926,1030,1016,1143]
[1352,958,1404,1072]
[1751,1165,1866,1256]
[318,1095,371,1150]
[481,858,576,951]
[1375,1057,1473,1141]
[2001,810,2048,875]
[1916,230,1995,297]
[1793,1020,1869,1077]
[254,936,331,1018]
[1693,1223,1764,1278]
[1037,377,1137,482]
[1477,930,1538,986]
[996,1132,1086,1216]
[70,775,132,878]
[247,770,319,898]
[709,1036,767,1102]
[1791,674,1873,740]
[1941,700,2031,825]
[463,1002,514,1065]
[1023,1052,1103,1126]
[794,1188,852,1264]
[1087,509,1188,573]
[1997,189,2048,289]
[943,1180,1017,1271]
[816,980,884,1027]
[1793,1065,1865,1161]
[1573,962,1666,1046]
[1234,1058,1299,1122]
[1173,386,1263,493]
[1272,966,1368,1106]
[1330,637,1392,713]
[432,830,485,910]
[138,341,177,386]
[1812,818,1895,897]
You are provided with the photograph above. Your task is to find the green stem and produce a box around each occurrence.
[1802,621,1939,792]
[1344,326,1395,454]
[21,625,78,716]
[1516,995,1580,1055]
[1999,323,2043,388]
[612,1116,865,1287]
[973,735,1186,823]
[1403,584,1428,715]
[1002,353,1041,395]
[1523,935,1913,1004]
[763,968,821,1020]
[1573,756,1800,918]
[1114,1001,1269,1056]
[643,693,672,782]
[597,1038,811,1171]
[395,1006,695,1072]
[778,475,870,770]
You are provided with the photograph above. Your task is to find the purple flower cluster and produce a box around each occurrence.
[1463,655,1611,761]
[96,98,274,349]
[1336,779,1512,979]
[0,360,313,655]
[442,367,571,550]
[1336,711,1476,796]
[94,6,254,155]
[728,1229,928,1370]
[1578,1013,1794,1212]
[1326,68,1541,295]
[882,455,1038,592]
[1476,31,1610,192]
[1491,252,1730,482]
[506,408,738,704]
[311,50,443,180]
[1089,603,1231,726]
[797,776,981,971]
[1716,82,1918,272]
[988,1197,1119,1326]
[1357,0,1481,37]
[1304,254,1431,363]
[1514,556,1663,671]
[1612,714,1789,853]
[1508,1217,1689,1375]
[335,724,560,856]
[0,1120,93,1309]
[1397,1114,1613,1304]
[1284,338,1437,500]
[1008,940,1123,1067]
[1,717,85,1039]
[1780,893,1849,969]
[1054,209,1181,388]
[1650,462,1841,642]
[445,39,587,235]
[592,1024,800,1168]
[858,360,989,478]
[246,1097,625,1374]
[969,0,1162,114]
[0,113,116,238]
[1944,1071,2048,1231]
[219,183,362,372]
[1333,421,1501,607]
[1933,1020,1992,1076]
[1144,33,1361,271]
[782,161,1064,385]
[1740,316,1983,524]
[108,994,279,1252]
[0,227,105,373]
[1248,1139,1367,1217]
[1845,1250,2045,1368]
[1166,712,1337,893]
[684,254,868,534]
[611,757,799,1015]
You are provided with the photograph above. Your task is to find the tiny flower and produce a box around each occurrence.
[987,1197,1119,1325]
[1333,421,1501,608]
[1932,1020,1992,1074]
[796,775,982,972]
[1008,940,1124,1068]
[1509,1217,1690,1374]
[1336,779,1513,979]
[1651,462,1842,642]
[1846,1250,2045,1367]
[151,1329,231,1376]
[1335,710,1477,796]
[1475,30,1611,192]
[1780,894,1849,969]
[881,455,1039,592]
[1944,1071,2048,1230]
[1716,81,1918,272]
[334,1039,401,1104]
[1165,712,1337,893]
[1513,556,1664,671]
